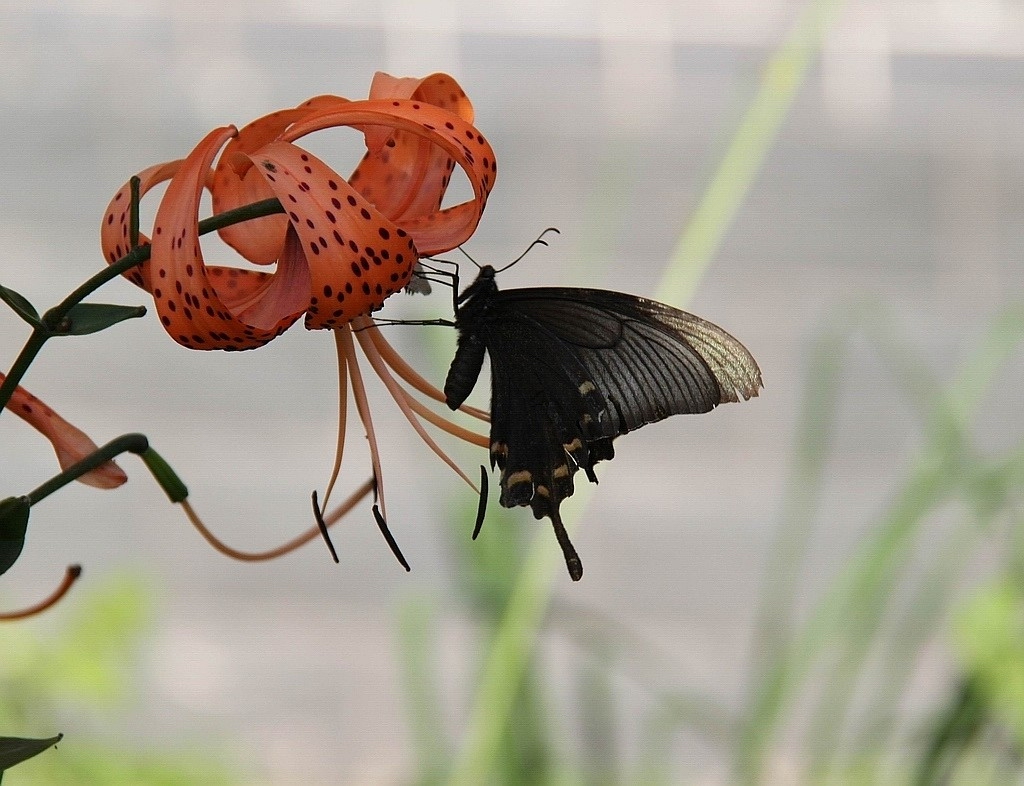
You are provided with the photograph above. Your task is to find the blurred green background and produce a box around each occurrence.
[1,0,1023,782]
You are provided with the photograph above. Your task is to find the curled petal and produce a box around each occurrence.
[355,72,476,221]
[369,71,474,121]
[2,376,126,489]
[150,126,305,350]
[284,99,496,255]
[250,142,418,329]
[100,160,182,290]
[211,97,352,264]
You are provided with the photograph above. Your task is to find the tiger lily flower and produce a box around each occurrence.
[1,374,127,489]
[99,72,494,561]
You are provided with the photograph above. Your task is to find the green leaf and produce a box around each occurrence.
[0,497,30,576]
[955,581,1024,746]
[0,284,41,327]
[59,303,147,336]
[0,734,63,771]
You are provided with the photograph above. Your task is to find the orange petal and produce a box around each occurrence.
[367,72,475,131]
[368,72,423,101]
[227,227,311,330]
[282,99,496,255]
[3,376,127,489]
[210,153,287,265]
[362,71,473,150]
[100,160,182,290]
[150,126,305,350]
[250,141,417,330]
[353,73,478,222]
[211,98,350,265]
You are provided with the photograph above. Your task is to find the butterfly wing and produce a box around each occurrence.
[492,287,762,435]
[473,287,761,579]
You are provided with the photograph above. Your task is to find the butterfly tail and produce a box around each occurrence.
[549,504,583,581]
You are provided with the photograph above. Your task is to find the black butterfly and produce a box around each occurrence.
[443,265,762,581]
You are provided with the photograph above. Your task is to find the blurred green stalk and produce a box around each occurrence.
[656,0,844,305]
[448,0,845,782]
[740,304,1024,783]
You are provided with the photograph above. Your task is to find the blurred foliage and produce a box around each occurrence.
[956,581,1024,748]
[389,0,1024,778]
[395,300,1024,785]
[0,574,239,785]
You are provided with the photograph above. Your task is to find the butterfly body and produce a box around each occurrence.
[444,265,762,580]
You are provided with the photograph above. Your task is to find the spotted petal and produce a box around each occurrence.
[149,125,305,350]
[250,142,418,330]
[352,72,477,221]
[100,73,495,352]
[101,160,182,291]
[2,376,127,489]
[211,96,352,265]
[284,98,496,255]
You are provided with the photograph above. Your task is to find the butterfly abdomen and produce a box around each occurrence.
[444,266,499,410]
[444,331,486,410]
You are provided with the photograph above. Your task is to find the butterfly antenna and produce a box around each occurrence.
[493,227,561,274]
[311,490,340,564]
[472,465,489,540]
[549,506,583,581]
[456,244,483,271]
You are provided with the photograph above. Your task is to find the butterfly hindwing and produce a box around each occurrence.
[483,316,603,510]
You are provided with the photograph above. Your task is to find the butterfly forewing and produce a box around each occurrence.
[488,288,761,433]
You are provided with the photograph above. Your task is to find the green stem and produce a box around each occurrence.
[0,330,48,415]
[45,197,284,326]
[26,434,150,505]
[0,197,284,413]
[129,175,141,250]
[25,434,187,506]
